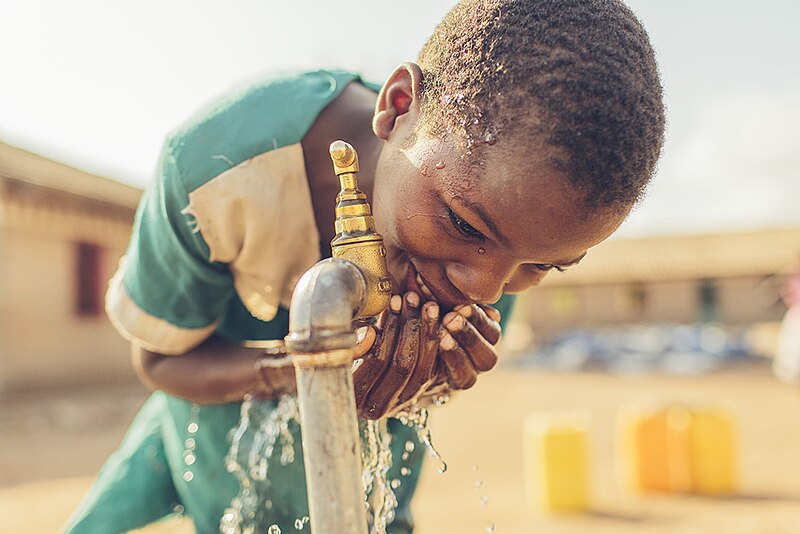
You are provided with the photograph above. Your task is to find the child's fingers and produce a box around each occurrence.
[443,311,498,373]
[361,292,421,419]
[397,300,440,406]
[478,303,501,323]
[352,296,402,409]
[438,330,479,390]
[352,325,377,359]
[455,304,502,346]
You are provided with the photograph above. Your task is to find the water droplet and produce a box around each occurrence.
[187,422,199,434]
[486,522,496,532]
[182,470,194,482]
[435,161,446,170]
[268,525,282,534]
[480,495,490,506]
[400,467,411,476]
[478,247,486,255]
[172,504,185,515]
[184,437,195,449]
[294,518,305,530]
[391,478,401,489]
[183,453,196,466]
[475,479,484,489]
[401,452,409,461]
[404,440,416,453]
[483,131,496,145]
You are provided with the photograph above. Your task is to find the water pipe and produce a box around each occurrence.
[285,141,392,533]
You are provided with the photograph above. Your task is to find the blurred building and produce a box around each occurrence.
[515,229,800,336]
[0,142,141,394]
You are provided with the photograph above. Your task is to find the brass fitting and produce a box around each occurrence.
[329,140,392,319]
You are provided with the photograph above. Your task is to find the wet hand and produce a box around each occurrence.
[351,294,502,419]
[437,303,502,390]
[352,292,441,420]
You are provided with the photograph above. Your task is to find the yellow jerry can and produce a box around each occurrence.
[524,413,590,513]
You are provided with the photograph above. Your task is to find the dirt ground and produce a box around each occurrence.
[3,359,800,534]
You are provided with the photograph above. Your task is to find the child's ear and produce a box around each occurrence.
[372,62,424,141]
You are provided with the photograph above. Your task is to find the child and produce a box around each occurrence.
[65,0,664,532]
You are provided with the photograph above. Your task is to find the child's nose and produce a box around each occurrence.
[445,262,508,305]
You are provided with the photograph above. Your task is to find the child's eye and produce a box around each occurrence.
[532,263,567,273]
[447,208,485,239]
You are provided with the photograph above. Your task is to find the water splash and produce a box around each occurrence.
[396,403,448,474]
[219,396,300,534]
[182,403,200,483]
[360,420,399,534]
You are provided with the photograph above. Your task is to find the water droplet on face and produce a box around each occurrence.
[483,132,496,145]
[435,161,446,170]
[478,247,486,255]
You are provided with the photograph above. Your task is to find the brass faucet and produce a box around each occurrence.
[329,140,392,319]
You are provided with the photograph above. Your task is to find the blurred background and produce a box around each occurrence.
[1,1,799,532]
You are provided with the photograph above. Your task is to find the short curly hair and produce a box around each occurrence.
[417,0,665,209]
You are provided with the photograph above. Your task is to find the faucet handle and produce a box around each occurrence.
[329,140,359,175]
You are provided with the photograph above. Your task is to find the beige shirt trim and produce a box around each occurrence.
[105,263,219,355]
[187,143,321,321]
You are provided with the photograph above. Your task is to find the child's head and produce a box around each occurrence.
[370,0,665,308]
[416,0,665,210]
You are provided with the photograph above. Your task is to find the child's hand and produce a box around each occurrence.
[351,293,502,420]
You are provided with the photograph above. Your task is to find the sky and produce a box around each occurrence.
[1,0,798,238]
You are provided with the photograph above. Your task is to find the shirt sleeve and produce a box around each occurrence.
[105,141,235,355]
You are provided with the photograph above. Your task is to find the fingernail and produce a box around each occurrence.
[456,305,473,318]
[390,295,402,312]
[440,332,456,350]
[356,326,368,343]
[426,303,439,321]
[446,313,465,331]
[406,292,420,308]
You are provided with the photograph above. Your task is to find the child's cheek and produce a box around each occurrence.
[393,202,446,259]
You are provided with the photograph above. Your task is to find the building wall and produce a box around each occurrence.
[516,275,788,337]
[0,226,135,391]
